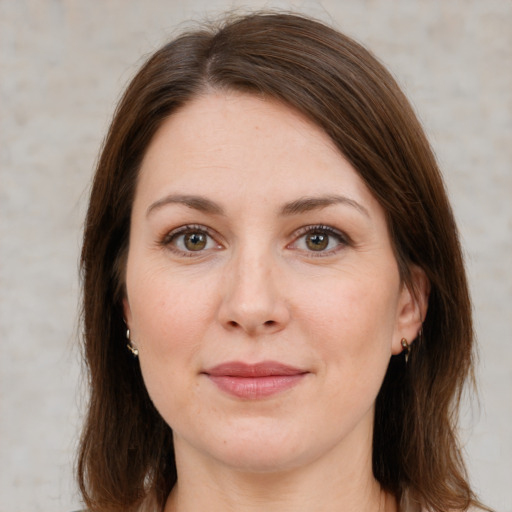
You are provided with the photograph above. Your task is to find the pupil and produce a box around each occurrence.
[306,233,328,251]
[185,232,206,251]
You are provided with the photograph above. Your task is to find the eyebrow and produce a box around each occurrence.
[280,195,369,217]
[146,194,225,217]
[146,193,369,218]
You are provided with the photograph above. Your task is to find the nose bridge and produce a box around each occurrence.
[219,239,288,334]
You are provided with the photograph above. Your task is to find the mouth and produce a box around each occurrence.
[202,361,309,399]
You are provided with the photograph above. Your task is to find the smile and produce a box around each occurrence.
[202,361,309,399]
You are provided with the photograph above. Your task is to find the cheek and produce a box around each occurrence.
[126,269,216,398]
[301,277,400,427]
[128,280,212,428]
[128,265,215,347]
[296,270,400,373]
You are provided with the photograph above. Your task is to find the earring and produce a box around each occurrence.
[126,328,139,357]
[401,338,410,364]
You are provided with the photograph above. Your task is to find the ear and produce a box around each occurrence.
[122,296,133,327]
[391,265,430,355]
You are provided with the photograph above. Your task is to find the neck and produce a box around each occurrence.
[164,434,396,512]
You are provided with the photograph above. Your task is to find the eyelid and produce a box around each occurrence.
[159,223,350,258]
[160,224,223,255]
[288,224,351,255]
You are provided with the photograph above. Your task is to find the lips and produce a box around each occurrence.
[203,361,308,399]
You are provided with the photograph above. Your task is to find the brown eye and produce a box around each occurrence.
[163,225,219,255]
[184,232,207,251]
[289,225,349,256]
[305,232,329,251]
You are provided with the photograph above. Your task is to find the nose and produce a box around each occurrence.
[217,248,290,336]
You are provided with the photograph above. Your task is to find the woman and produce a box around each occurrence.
[78,12,489,512]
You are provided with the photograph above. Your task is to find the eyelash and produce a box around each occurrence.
[160,224,350,257]
[160,224,221,257]
[289,225,351,257]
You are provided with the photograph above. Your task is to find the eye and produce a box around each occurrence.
[162,225,221,255]
[290,225,349,255]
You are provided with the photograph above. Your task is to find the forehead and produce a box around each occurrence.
[136,91,377,213]
[142,91,337,168]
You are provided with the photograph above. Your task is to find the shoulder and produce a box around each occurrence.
[400,492,488,512]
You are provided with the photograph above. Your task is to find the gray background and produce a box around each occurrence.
[1,0,511,511]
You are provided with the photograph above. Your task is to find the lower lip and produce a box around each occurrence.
[207,374,306,399]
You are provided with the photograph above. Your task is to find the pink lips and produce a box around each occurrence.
[203,361,308,399]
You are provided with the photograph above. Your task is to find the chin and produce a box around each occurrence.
[214,443,308,474]
[170,414,301,472]
[199,418,320,474]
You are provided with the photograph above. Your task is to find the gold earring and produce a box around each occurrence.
[401,338,410,364]
[126,328,139,357]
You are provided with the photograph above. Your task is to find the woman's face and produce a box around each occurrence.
[124,91,422,474]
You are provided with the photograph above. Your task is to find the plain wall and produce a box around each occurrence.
[1,0,511,510]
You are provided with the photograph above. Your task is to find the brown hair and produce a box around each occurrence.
[79,12,485,512]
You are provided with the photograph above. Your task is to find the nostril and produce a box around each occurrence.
[264,320,276,327]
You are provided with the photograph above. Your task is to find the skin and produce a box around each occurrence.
[123,91,428,512]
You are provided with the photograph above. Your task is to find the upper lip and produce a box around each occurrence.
[203,361,307,377]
